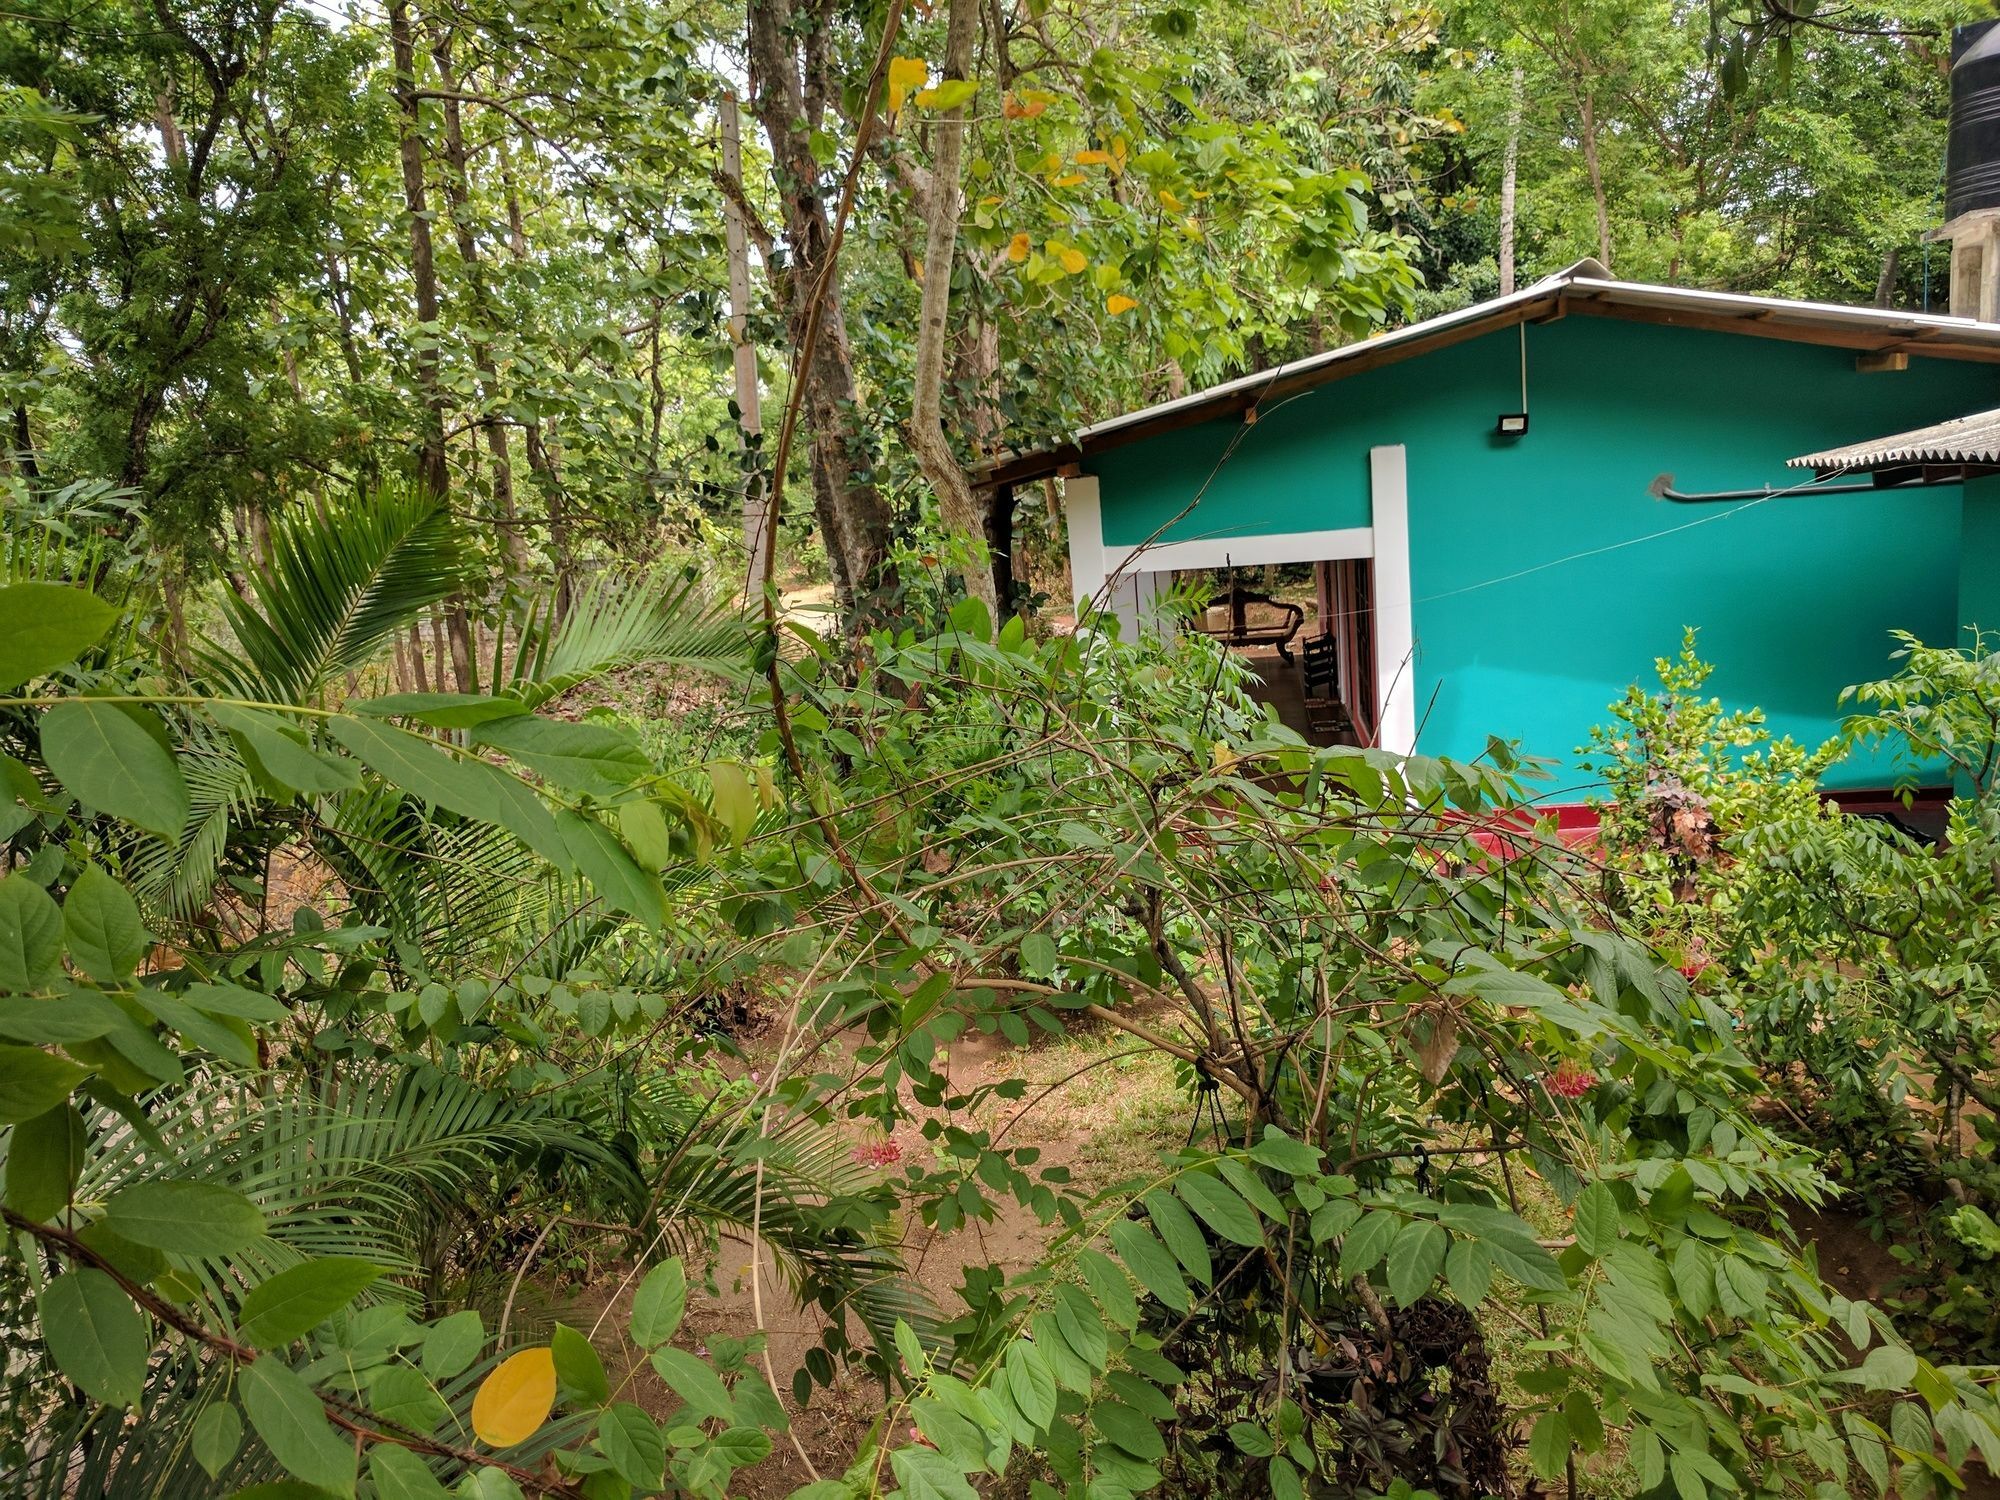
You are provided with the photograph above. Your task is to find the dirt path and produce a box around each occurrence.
[559,1021,1180,1496]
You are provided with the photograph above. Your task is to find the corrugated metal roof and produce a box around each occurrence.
[1789,407,2000,474]
[981,260,2000,488]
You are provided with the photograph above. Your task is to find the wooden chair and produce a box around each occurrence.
[1299,633,1353,740]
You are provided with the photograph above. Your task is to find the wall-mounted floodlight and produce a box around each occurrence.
[1495,412,1529,438]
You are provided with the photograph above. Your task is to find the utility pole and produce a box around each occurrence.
[720,92,768,598]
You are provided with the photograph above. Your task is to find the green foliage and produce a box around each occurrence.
[1722,633,2000,1358]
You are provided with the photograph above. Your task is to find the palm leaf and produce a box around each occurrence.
[500,565,749,711]
[204,483,469,705]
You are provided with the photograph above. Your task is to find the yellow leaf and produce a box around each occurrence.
[472,1348,556,1447]
[1051,242,1087,275]
[1074,149,1111,166]
[886,56,929,120]
[1157,188,1184,212]
[1006,232,1031,262]
[1212,742,1240,772]
[1106,294,1137,316]
[1051,171,1086,187]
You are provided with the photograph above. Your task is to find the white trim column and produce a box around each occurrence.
[1063,475,1105,615]
[1369,445,1416,757]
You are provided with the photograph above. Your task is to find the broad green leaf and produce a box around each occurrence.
[1337,1209,1402,1279]
[1227,1422,1274,1456]
[1671,1238,1715,1319]
[1052,1284,1108,1370]
[1107,1220,1191,1312]
[1248,1126,1322,1176]
[705,761,757,842]
[240,1357,355,1495]
[1004,1341,1057,1429]
[40,700,188,839]
[711,1425,774,1469]
[1176,1169,1263,1247]
[0,875,64,990]
[104,1180,266,1255]
[0,991,126,1043]
[0,583,118,690]
[1385,1219,1448,1307]
[211,705,359,797]
[551,1322,608,1406]
[237,1258,381,1349]
[327,717,566,867]
[597,1403,665,1488]
[0,1042,90,1123]
[3,1101,86,1219]
[1527,1411,1571,1481]
[1143,1189,1212,1283]
[185,983,289,1022]
[193,1401,244,1478]
[470,1346,556,1447]
[1572,1181,1620,1258]
[1444,1237,1493,1306]
[366,1365,450,1431]
[1269,1454,1304,1500]
[629,1258,686,1348]
[366,1443,451,1500]
[472,715,649,796]
[557,810,667,927]
[356,693,529,728]
[75,1219,165,1285]
[420,1308,483,1378]
[134,990,258,1067]
[1851,1343,1918,1392]
[1092,1401,1164,1460]
[62,864,148,984]
[617,800,673,870]
[38,1269,147,1408]
[648,1346,735,1423]
[1077,1249,1138,1330]
[890,1443,981,1500]
[1019,932,1057,975]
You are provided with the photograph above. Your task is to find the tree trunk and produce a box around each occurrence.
[905,0,998,621]
[746,0,895,615]
[1499,65,1523,295]
[1875,247,1901,308]
[11,406,38,480]
[425,23,529,580]
[388,0,450,505]
[1579,89,1612,270]
[720,94,770,598]
[389,1,476,691]
[495,130,573,615]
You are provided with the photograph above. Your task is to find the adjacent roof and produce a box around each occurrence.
[1790,406,2000,478]
[981,259,2000,490]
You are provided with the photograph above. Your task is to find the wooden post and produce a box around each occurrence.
[720,93,768,597]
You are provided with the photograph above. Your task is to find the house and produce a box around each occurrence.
[1791,407,2000,653]
[986,261,2000,798]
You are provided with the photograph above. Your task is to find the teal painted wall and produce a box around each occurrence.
[1962,475,2000,647]
[1088,316,2000,789]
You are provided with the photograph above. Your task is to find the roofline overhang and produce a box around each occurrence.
[977,268,2000,492]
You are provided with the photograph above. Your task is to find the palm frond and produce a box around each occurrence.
[205,484,469,705]
[501,566,748,711]
[616,1073,942,1367]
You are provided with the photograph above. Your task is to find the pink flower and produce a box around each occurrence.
[1545,1063,1596,1100]
[852,1138,903,1168]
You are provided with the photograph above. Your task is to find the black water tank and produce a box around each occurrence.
[1948,21,2000,221]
